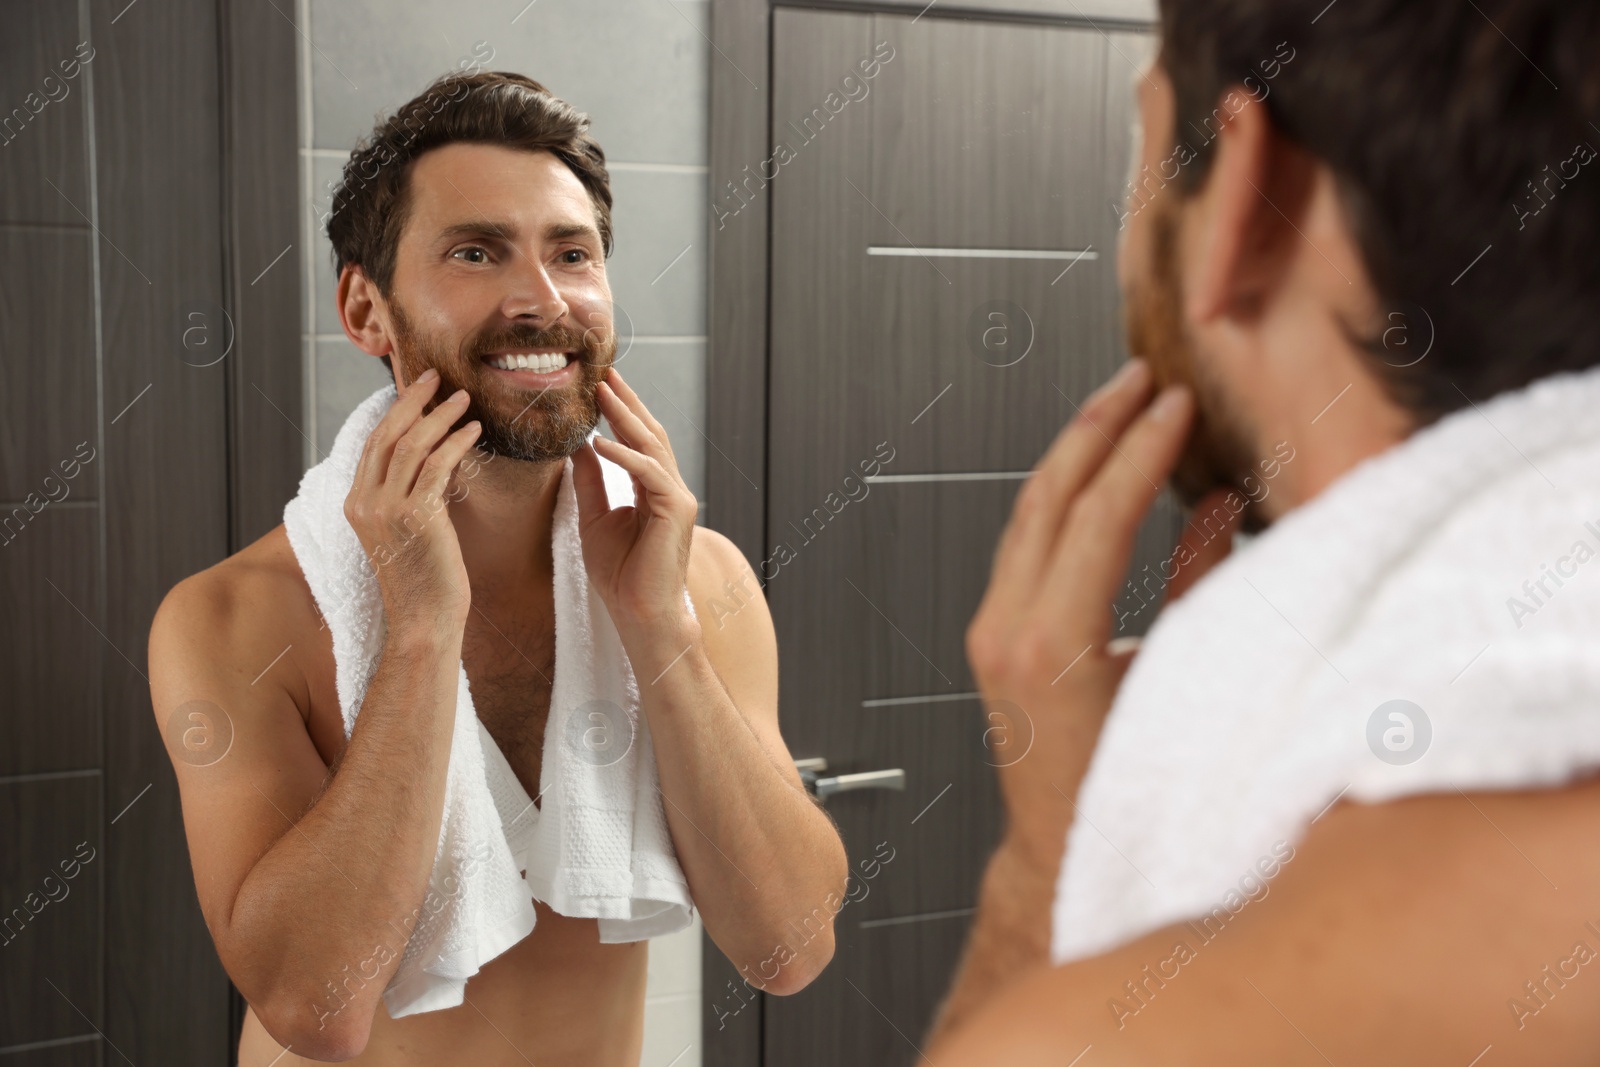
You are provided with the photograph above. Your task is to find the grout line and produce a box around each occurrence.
[608,161,711,174]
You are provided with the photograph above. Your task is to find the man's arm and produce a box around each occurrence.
[571,368,850,996]
[925,359,1231,1043]
[926,777,1600,1065]
[624,525,849,995]
[150,370,482,1059]
[149,568,464,1060]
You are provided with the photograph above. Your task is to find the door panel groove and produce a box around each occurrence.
[867,245,1099,260]
[861,691,982,707]
[858,907,976,929]
[865,471,1033,483]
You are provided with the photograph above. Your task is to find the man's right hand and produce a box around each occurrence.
[342,367,482,631]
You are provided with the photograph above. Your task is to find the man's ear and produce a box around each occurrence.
[1185,87,1315,327]
[336,265,397,368]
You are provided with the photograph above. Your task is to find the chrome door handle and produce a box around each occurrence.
[816,768,906,798]
[794,758,906,800]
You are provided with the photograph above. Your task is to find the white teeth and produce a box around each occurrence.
[488,352,571,373]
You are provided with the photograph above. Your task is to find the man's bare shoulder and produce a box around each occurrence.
[684,524,784,731]
[931,777,1600,1066]
[686,524,762,612]
[151,524,325,720]
[687,524,753,589]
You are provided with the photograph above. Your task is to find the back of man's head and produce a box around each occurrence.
[1158,0,1600,424]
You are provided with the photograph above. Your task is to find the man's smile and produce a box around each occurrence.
[481,348,581,385]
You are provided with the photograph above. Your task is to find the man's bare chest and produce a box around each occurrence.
[461,610,557,803]
[298,605,558,807]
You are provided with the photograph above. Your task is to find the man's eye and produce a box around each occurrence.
[560,249,588,264]
[453,247,489,264]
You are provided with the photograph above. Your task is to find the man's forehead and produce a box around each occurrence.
[406,143,598,238]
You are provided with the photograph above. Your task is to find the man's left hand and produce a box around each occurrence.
[966,357,1214,862]
[571,366,699,638]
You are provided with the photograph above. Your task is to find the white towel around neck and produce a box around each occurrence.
[282,382,694,1019]
[1052,362,1600,965]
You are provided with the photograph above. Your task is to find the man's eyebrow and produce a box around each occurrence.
[545,221,602,244]
[436,219,518,243]
[434,219,601,245]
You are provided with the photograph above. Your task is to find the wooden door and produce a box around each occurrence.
[706,4,1168,1064]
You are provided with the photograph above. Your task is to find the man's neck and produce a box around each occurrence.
[1246,322,1417,528]
[447,451,568,603]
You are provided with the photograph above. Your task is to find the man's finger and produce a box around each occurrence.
[571,438,612,533]
[1042,384,1194,643]
[387,389,470,497]
[604,368,675,464]
[598,376,666,462]
[989,359,1155,607]
[356,370,439,493]
[592,435,690,512]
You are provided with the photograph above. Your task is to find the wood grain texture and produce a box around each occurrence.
[0,230,97,508]
[0,776,101,1049]
[0,508,100,778]
[746,7,1168,1065]
[705,0,775,1063]
[706,3,1165,1064]
[0,3,92,227]
[707,0,775,559]
[0,1040,101,1067]
[225,0,305,553]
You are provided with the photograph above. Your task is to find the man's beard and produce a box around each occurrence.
[1123,194,1270,533]
[388,297,616,463]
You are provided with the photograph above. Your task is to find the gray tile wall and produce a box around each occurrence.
[295,2,710,1063]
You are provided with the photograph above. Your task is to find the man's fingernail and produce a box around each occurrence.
[1114,357,1149,387]
[1150,385,1189,421]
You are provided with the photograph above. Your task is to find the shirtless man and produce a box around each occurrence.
[147,71,847,1065]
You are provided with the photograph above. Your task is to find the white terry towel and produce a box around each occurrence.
[1052,362,1600,965]
[282,382,695,1019]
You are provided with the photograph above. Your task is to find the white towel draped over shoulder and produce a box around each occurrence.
[282,382,694,1019]
[1052,363,1600,965]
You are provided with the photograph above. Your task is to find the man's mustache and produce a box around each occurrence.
[465,320,612,364]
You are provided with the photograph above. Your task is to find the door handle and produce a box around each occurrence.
[794,758,906,801]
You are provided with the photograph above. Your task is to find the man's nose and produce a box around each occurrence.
[503,255,569,323]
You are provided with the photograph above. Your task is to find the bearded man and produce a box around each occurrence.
[149,71,847,1066]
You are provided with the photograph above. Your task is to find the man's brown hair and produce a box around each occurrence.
[325,70,614,379]
[1157,0,1600,425]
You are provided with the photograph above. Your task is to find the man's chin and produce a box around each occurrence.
[468,403,599,463]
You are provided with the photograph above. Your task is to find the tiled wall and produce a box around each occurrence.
[295,1,710,1063]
